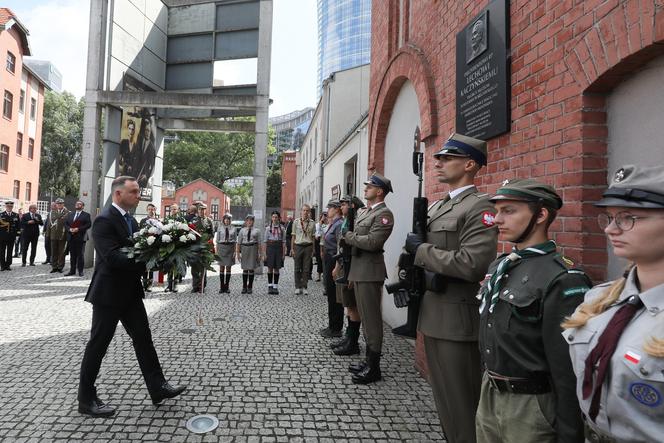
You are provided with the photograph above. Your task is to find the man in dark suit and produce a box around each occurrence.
[20,204,43,266]
[64,200,92,276]
[78,176,186,418]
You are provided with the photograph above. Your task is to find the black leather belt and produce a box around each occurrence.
[487,372,551,394]
[218,242,234,245]
[295,243,312,246]
[584,420,616,443]
[242,242,257,246]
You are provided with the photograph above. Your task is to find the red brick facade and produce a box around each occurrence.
[161,178,230,221]
[280,150,297,218]
[369,0,664,375]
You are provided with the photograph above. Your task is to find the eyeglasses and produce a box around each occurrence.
[597,212,664,231]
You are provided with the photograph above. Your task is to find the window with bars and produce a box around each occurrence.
[25,182,31,201]
[3,91,13,119]
[0,145,8,172]
[28,138,34,160]
[6,52,15,73]
[13,180,20,199]
[16,133,22,156]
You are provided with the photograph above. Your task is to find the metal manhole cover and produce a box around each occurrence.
[179,328,196,334]
[186,414,219,434]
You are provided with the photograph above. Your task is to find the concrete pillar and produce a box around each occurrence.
[80,0,108,267]
[101,106,123,207]
[252,0,273,229]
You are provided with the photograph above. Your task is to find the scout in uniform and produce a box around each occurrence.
[236,214,261,294]
[0,201,20,270]
[475,179,591,442]
[49,198,70,273]
[319,199,344,338]
[291,205,315,295]
[403,134,498,443]
[215,214,236,293]
[331,195,365,355]
[262,211,286,295]
[345,173,394,384]
[563,164,664,443]
[191,202,214,293]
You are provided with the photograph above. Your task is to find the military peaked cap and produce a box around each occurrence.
[363,173,393,194]
[434,133,488,166]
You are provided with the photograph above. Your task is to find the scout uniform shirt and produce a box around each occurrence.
[564,267,664,442]
[292,217,315,245]
[414,186,498,341]
[478,242,592,442]
[344,201,393,282]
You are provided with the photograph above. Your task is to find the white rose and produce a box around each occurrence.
[187,233,196,241]
[148,226,159,234]
[146,236,156,246]
[161,234,172,243]
[133,232,141,238]
[162,224,172,232]
[179,235,188,243]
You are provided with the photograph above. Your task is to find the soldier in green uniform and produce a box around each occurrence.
[475,179,591,442]
[345,173,394,384]
[49,198,70,273]
[402,133,497,443]
[0,201,21,270]
[191,202,214,293]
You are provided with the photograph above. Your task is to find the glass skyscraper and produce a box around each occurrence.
[317,0,371,95]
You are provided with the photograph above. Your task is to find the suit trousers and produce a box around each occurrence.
[323,251,344,331]
[0,237,15,268]
[44,235,51,261]
[21,234,38,264]
[293,244,312,289]
[354,281,383,353]
[68,238,85,273]
[51,238,67,270]
[423,335,481,443]
[79,300,164,401]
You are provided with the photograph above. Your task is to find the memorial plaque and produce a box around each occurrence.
[456,0,510,140]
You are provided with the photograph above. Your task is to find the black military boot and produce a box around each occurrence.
[330,316,351,349]
[351,349,381,384]
[333,320,360,356]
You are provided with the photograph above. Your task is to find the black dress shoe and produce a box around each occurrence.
[29,263,35,266]
[65,272,76,276]
[319,327,343,338]
[241,288,247,294]
[149,382,187,405]
[21,263,26,267]
[78,398,115,417]
[348,360,367,374]
[79,272,84,277]
[247,288,253,294]
[42,261,50,264]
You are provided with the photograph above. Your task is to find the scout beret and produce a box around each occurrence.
[595,164,664,209]
[490,178,563,209]
[434,133,487,166]
[326,199,341,208]
[340,195,366,209]
[55,198,65,203]
[363,173,393,194]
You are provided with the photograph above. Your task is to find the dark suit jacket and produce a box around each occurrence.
[85,205,145,307]
[20,212,44,238]
[64,210,92,242]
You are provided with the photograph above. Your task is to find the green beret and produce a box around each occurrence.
[490,178,562,209]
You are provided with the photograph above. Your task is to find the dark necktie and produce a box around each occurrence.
[225,227,229,241]
[582,294,643,421]
[123,213,133,235]
[247,227,252,242]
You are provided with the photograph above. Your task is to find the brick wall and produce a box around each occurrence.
[280,150,297,217]
[369,0,664,375]
[160,179,229,221]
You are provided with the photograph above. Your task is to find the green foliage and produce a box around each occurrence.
[163,130,256,188]
[39,91,85,197]
[223,181,253,206]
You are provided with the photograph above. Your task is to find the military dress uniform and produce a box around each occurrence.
[564,165,664,443]
[49,200,70,273]
[345,173,394,384]
[0,203,21,270]
[475,179,591,443]
[401,135,498,443]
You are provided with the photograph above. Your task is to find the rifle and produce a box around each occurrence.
[334,196,363,285]
[386,126,427,338]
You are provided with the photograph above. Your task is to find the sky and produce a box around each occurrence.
[3,0,318,117]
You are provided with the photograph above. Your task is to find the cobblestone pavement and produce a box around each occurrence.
[0,239,444,442]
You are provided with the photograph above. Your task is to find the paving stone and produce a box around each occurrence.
[0,243,444,441]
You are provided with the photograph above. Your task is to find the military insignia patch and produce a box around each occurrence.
[562,287,589,297]
[614,168,627,182]
[381,217,390,225]
[629,382,662,407]
[562,256,575,267]
[481,211,495,227]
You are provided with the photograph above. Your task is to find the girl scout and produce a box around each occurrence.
[236,214,261,294]
[563,164,664,443]
[215,214,236,293]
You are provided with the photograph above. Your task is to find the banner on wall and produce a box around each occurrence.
[119,107,156,200]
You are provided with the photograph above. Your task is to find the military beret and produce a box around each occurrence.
[326,199,341,208]
[490,178,563,209]
[434,133,488,166]
[55,198,65,204]
[595,164,664,209]
[340,195,366,209]
[363,173,393,194]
